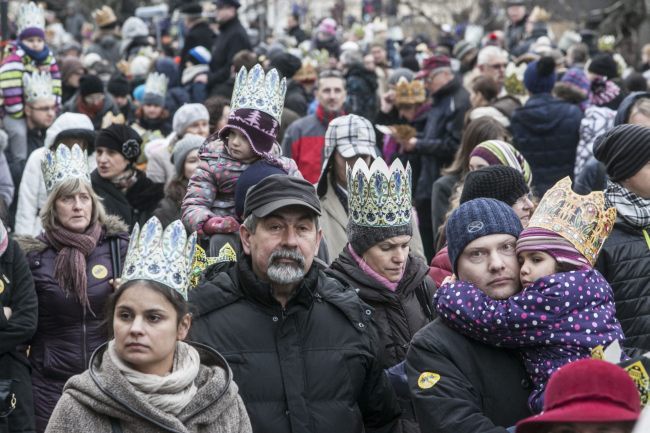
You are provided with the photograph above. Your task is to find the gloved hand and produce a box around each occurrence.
[202,216,240,236]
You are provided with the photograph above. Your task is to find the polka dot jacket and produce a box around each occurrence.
[434,269,626,413]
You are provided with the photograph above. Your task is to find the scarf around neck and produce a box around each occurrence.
[316,104,345,127]
[108,340,200,416]
[19,41,50,63]
[45,222,102,311]
[348,244,400,291]
[605,180,650,229]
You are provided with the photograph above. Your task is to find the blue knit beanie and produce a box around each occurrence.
[523,56,556,94]
[446,198,523,273]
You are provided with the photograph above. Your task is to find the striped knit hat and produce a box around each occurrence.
[516,227,591,270]
[470,140,533,186]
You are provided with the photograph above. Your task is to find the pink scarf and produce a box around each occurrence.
[45,223,102,312]
[348,244,400,291]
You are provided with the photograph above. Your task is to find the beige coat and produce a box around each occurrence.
[45,343,251,433]
[319,172,426,264]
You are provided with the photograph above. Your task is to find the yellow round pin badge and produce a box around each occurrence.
[0,279,4,294]
[418,372,441,389]
[92,265,108,279]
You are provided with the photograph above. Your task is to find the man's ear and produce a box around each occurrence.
[240,223,252,255]
[314,228,323,255]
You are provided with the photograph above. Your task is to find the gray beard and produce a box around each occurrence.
[266,249,306,285]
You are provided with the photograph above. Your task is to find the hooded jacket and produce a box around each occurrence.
[16,216,129,432]
[344,63,379,122]
[207,16,252,93]
[189,258,402,433]
[45,342,251,433]
[510,93,582,195]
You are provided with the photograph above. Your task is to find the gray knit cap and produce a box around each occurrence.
[173,103,209,136]
[171,134,204,177]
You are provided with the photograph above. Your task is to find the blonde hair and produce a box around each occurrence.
[40,178,107,232]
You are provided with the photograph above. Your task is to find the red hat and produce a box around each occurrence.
[516,359,641,433]
[416,55,451,79]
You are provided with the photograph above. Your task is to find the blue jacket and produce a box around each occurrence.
[510,94,582,195]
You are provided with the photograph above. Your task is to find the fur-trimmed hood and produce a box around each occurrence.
[15,214,129,254]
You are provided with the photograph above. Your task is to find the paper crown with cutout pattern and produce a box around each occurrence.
[347,158,412,228]
[144,72,169,98]
[121,217,197,300]
[528,177,617,266]
[17,2,45,38]
[41,143,90,194]
[395,76,426,106]
[23,71,54,104]
[230,64,287,124]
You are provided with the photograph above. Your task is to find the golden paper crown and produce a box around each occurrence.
[92,6,117,28]
[395,76,426,106]
[528,177,617,265]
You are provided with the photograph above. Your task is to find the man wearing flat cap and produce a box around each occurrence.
[593,123,650,352]
[207,0,252,95]
[190,174,401,433]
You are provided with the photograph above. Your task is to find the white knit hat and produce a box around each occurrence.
[172,103,209,136]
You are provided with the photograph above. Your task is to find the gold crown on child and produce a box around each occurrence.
[23,71,54,103]
[347,158,412,228]
[230,64,287,124]
[528,177,617,265]
[17,2,45,35]
[41,144,90,194]
[144,72,168,97]
[395,76,426,105]
[122,217,197,300]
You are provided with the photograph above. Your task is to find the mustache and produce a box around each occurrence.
[268,249,305,268]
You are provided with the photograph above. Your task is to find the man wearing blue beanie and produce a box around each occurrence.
[406,198,531,432]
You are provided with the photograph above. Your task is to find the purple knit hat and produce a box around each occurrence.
[560,67,590,96]
[218,108,280,158]
[20,27,45,40]
[516,227,591,271]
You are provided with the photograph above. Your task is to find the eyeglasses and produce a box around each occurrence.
[83,94,104,104]
[29,105,57,113]
[486,63,508,70]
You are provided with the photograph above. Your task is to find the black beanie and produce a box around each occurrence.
[460,165,530,206]
[347,220,413,256]
[588,54,619,79]
[594,123,650,181]
[79,74,104,97]
[269,52,302,79]
[107,74,131,97]
[95,124,142,162]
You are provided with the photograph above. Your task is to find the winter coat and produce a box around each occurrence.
[406,320,531,433]
[62,93,120,131]
[180,21,216,71]
[284,80,309,117]
[505,16,528,53]
[281,113,328,184]
[16,216,129,433]
[318,171,426,264]
[435,270,625,413]
[327,249,435,432]
[414,76,470,202]
[145,136,175,184]
[181,139,299,237]
[573,157,607,194]
[207,16,252,94]
[45,342,251,433]
[6,126,45,198]
[597,218,650,352]
[15,147,96,236]
[430,173,459,251]
[574,106,615,177]
[0,135,14,210]
[510,94,582,195]
[0,239,37,433]
[188,258,402,433]
[154,178,186,230]
[91,169,165,231]
[344,64,379,122]
[0,43,61,119]
[428,246,452,287]
[86,34,122,70]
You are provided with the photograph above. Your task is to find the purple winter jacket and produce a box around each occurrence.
[434,269,625,413]
[17,216,129,433]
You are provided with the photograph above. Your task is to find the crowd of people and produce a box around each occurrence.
[1,0,650,432]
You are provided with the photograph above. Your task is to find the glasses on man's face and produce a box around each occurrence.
[487,63,508,70]
[84,94,104,104]
[29,105,57,113]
